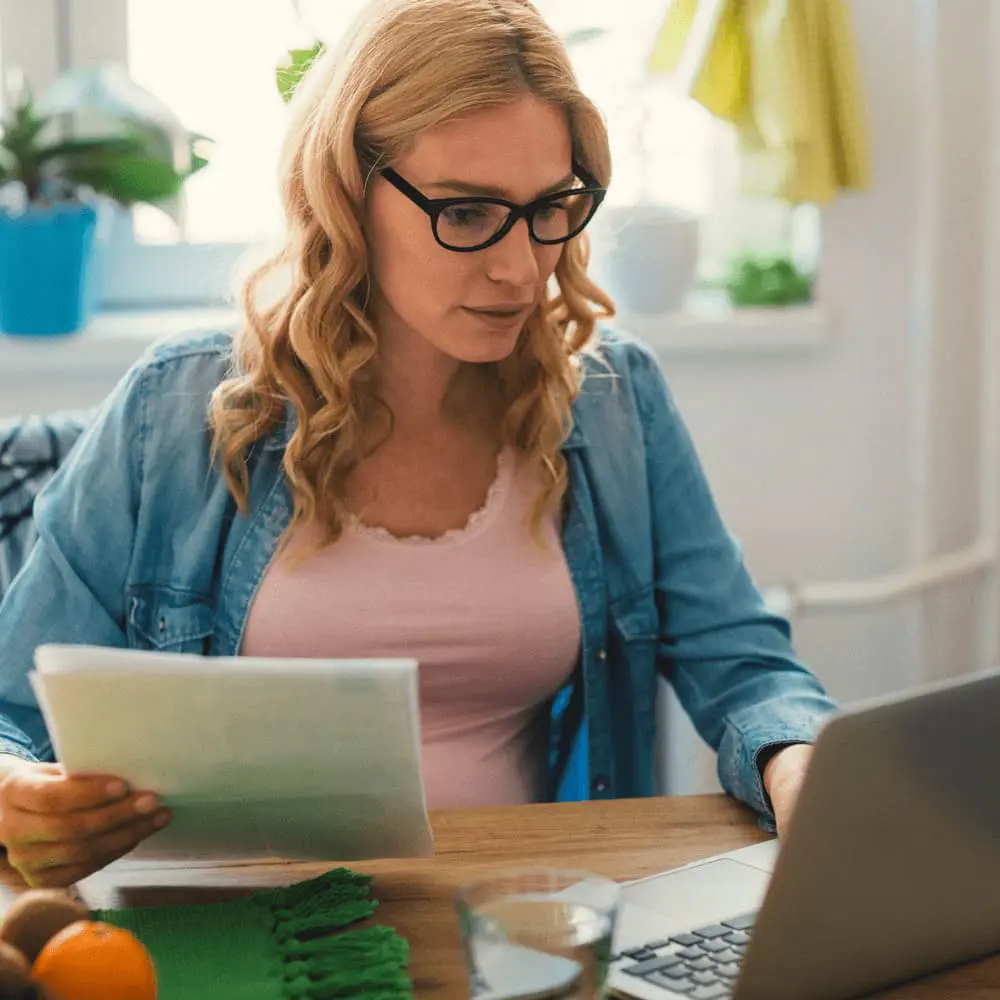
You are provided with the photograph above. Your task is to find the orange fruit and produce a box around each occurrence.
[31,920,157,1000]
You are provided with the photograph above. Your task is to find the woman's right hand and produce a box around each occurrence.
[0,761,172,888]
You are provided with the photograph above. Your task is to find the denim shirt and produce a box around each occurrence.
[0,328,837,828]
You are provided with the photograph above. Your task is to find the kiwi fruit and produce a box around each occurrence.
[0,891,89,964]
[0,939,34,998]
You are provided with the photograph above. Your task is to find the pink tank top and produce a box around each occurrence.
[241,449,581,809]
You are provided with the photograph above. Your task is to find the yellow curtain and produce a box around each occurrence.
[648,0,870,204]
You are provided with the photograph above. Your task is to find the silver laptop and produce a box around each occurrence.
[609,668,1000,1000]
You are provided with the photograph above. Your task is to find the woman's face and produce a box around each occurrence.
[366,95,573,366]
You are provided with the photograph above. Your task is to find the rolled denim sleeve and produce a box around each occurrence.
[0,367,145,762]
[627,343,838,827]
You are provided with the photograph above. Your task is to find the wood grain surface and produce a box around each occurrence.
[2,795,996,998]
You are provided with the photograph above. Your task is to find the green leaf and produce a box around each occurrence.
[724,255,813,307]
[188,150,210,177]
[186,133,213,177]
[2,100,52,161]
[2,69,211,205]
[61,155,187,205]
[35,129,210,204]
[35,135,148,166]
[126,125,213,176]
[0,146,16,183]
[276,43,325,104]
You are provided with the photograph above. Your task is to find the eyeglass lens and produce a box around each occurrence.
[435,190,597,250]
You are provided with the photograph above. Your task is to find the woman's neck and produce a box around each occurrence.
[374,330,500,439]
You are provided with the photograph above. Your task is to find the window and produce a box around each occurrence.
[126,0,722,241]
[2,0,804,309]
[127,0,312,245]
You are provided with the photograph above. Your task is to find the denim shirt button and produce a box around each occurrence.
[596,648,607,661]
[592,776,609,794]
[158,616,167,633]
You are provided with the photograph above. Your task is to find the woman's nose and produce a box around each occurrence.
[485,218,541,288]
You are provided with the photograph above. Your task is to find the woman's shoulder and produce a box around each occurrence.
[578,323,668,394]
[114,327,237,429]
[574,324,674,426]
[141,327,236,385]
[91,328,241,478]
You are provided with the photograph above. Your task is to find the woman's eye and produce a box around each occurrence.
[442,205,490,228]
[536,203,568,221]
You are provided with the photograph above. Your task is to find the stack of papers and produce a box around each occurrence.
[30,644,434,861]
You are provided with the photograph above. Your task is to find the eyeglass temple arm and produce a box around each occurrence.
[572,160,602,190]
[381,169,433,209]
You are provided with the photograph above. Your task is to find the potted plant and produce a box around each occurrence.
[0,65,209,337]
[724,253,813,307]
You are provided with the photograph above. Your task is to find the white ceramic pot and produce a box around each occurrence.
[588,203,701,315]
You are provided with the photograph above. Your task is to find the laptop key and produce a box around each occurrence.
[625,948,658,962]
[645,938,676,950]
[677,946,705,961]
[646,970,695,992]
[721,913,757,931]
[716,963,741,979]
[688,957,715,972]
[670,933,702,947]
[710,948,741,965]
[723,931,749,947]
[624,954,685,977]
[699,939,730,954]
[691,970,721,985]
[688,986,731,1000]
[692,924,731,940]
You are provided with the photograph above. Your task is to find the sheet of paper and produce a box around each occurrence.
[30,644,434,861]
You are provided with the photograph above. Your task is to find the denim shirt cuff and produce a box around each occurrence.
[717,715,831,830]
[716,687,837,819]
[0,740,40,765]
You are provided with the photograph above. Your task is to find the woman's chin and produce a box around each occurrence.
[445,323,525,364]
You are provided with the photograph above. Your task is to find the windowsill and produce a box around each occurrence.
[0,301,830,381]
[0,307,240,380]
[615,300,830,358]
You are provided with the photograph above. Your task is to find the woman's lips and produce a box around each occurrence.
[462,305,532,328]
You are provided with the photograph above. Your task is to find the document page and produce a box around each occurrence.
[30,644,434,861]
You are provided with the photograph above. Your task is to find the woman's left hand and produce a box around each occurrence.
[762,744,814,839]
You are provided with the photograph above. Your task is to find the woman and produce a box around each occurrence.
[0,0,836,888]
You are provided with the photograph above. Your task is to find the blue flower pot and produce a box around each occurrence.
[0,201,99,336]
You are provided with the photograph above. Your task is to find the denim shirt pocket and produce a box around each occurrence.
[126,589,215,654]
[608,588,659,699]
[609,589,658,645]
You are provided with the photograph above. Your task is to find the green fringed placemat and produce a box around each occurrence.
[93,868,413,1000]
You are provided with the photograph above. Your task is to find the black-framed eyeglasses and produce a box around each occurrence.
[379,160,606,253]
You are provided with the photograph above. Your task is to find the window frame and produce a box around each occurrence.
[0,0,243,307]
[73,0,246,307]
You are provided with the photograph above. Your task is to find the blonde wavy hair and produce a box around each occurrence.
[209,0,615,548]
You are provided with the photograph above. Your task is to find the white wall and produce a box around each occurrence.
[660,0,998,794]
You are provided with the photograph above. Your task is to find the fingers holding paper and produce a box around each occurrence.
[0,761,171,887]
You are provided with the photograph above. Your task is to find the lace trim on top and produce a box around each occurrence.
[345,448,515,546]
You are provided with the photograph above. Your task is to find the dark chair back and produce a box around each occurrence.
[0,412,90,602]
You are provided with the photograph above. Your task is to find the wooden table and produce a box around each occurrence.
[9,796,1000,998]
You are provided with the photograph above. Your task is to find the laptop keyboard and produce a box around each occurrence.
[613,911,757,999]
